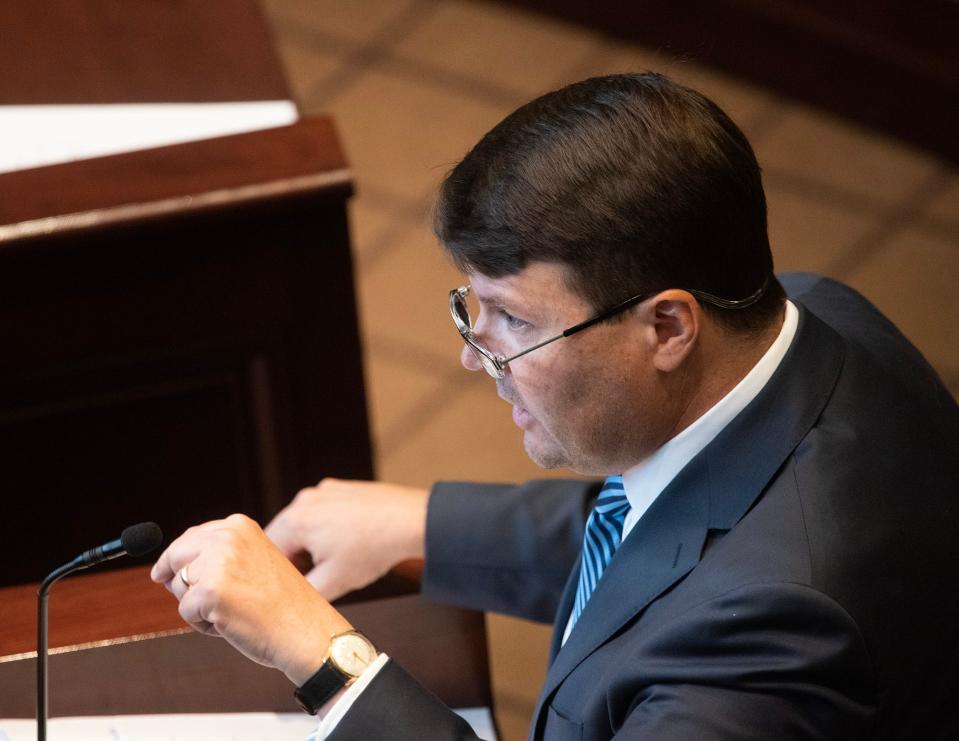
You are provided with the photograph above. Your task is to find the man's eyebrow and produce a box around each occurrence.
[484,296,512,311]
[477,293,528,316]
[473,290,510,309]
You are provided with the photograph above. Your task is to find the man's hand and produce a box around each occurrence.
[150,514,351,686]
[265,479,429,601]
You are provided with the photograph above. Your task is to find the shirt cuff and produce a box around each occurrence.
[308,652,391,740]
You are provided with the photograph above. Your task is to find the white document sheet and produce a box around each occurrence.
[0,708,497,740]
[0,100,298,175]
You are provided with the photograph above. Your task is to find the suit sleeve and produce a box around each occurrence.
[329,479,599,740]
[422,479,601,622]
[601,583,876,740]
[326,660,480,741]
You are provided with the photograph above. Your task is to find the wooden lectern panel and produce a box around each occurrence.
[0,1,288,103]
[0,1,374,587]
[0,120,373,587]
[0,565,493,719]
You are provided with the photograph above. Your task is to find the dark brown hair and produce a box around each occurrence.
[433,72,785,332]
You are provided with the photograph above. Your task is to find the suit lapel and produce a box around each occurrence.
[545,456,710,664]
[530,303,846,738]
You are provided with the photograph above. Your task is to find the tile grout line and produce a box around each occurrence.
[742,97,790,147]
[376,369,484,461]
[366,332,462,375]
[268,14,355,57]
[542,36,617,88]
[356,181,432,220]
[286,8,575,113]
[363,332,489,459]
[763,167,899,216]
[913,215,959,244]
[763,162,959,247]
[354,217,428,273]
[381,53,531,108]
[825,164,955,280]
[348,185,435,273]
[270,1,445,272]
[292,0,444,109]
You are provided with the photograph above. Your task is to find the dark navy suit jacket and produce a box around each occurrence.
[330,275,959,740]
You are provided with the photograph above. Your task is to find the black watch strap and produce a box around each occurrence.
[294,661,350,715]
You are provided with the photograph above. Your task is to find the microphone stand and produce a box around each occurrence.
[35,523,162,741]
[37,557,83,741]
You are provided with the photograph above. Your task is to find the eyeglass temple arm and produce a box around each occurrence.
[501,293,650,364]
[559,279,768,340]
[501,279,768,364]
[688,277,768,309]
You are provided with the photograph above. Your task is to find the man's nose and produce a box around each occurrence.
[460,343,483,372]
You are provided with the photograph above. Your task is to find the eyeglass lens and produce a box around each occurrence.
[452,291,501,377]
[453,292,472,329]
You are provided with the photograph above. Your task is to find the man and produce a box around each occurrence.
[152,73,959,739]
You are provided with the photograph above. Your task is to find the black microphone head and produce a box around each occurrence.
[120,522,163,557]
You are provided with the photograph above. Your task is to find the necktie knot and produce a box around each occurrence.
[593,477,629,515]
[570,476,630,630]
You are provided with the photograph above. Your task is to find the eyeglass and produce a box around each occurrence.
[449,279,768,379]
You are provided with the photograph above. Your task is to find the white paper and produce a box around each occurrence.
[0,708,497,740]
[0,100,299,175]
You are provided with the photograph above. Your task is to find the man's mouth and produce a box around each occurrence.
[497,384,532,429]
[512,404,533,429]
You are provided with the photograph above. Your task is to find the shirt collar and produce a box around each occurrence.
[620,300,799,539]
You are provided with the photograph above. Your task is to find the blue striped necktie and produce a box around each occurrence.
[570,476,630,628]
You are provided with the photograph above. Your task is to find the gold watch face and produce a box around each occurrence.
[329,631,377,677]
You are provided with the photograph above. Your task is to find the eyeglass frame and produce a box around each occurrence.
[449,278,769,379]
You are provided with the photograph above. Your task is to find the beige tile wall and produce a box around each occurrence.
[260,1,959,738]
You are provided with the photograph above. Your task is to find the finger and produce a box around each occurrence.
[177,584,219,637]
[152,541,198,584]
[263,505,299,554]
[162,562,196,601]
[265,497,320,561]
[164,575,187,601]
[150,519,225,583]
[305,562,352,602]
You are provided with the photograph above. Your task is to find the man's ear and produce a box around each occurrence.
[642,291,701,372]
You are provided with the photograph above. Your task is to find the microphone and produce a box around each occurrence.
[37,522,163,741]
[78,521,165,567]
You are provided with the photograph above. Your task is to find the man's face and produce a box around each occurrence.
[461,262,672,475]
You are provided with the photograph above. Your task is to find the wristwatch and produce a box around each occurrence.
[293,629,378,715]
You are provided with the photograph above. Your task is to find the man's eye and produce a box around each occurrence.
[503,312,528,330]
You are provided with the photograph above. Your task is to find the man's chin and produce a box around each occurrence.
[523,431,618,475]
[523,432,568,470]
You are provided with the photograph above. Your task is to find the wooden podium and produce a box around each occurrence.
[0,1,373,586]
[0,565,493,721]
